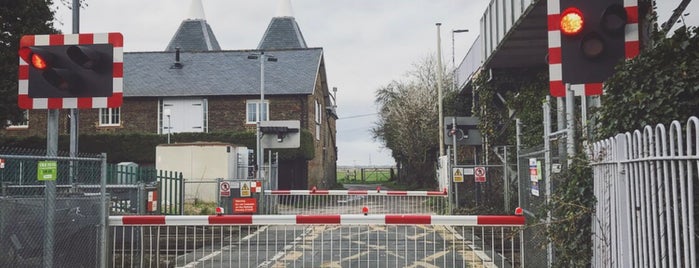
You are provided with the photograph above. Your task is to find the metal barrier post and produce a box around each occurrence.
[100,153,108,268]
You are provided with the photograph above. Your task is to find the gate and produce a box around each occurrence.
[262,188,449,215]
[109,213,525,267]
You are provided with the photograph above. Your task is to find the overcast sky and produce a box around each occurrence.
[51,0,697,167]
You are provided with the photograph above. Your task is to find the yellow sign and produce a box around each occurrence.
[453,168,464,183]
[241,182,251,197]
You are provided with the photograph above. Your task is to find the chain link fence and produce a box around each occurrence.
[0,147,185,267]
[0,147,107,267]
[518,128,567,267]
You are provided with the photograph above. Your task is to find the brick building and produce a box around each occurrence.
[3,0,338,189]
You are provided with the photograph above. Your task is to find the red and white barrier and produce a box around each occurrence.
[109,214,524,227]
[266,189,448,197]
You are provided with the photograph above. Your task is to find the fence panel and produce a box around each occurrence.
[109,214,525,267]
[591,116,698,267]
[263,189,450,215]
[0,148,107,267]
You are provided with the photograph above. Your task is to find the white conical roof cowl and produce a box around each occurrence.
[275,0,294,17]
[188,0,206,20]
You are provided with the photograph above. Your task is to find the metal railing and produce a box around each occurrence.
[262,188,450,215]
[109,214,525,267]
[590,116,698,267]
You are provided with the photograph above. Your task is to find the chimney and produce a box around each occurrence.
[171,47,183,69]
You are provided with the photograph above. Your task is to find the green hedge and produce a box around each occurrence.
[0,130,315,164]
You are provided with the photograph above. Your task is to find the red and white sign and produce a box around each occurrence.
[233,198,257,214]
[147,191,158,212]
[220,181,231,197]
[474,166,486,183]
[0,158,5,169]
[18,32,123,109]
[250,181,262,193]
[547,0,639,97]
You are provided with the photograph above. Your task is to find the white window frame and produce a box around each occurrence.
[6,110,29,129]
[99,107,121,126]
[315,100,322,140]
[246,100,269,124]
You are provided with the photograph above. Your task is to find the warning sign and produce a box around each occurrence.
[452,168,464,183]
[220,181,231,197]
[233,198,257,214]
[241,182,251,197]
[474,166,486,183]
[0,158,5,169]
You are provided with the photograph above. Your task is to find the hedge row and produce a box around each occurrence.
[0,130,315,164]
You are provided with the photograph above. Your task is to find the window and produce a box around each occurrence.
[246,100,269,124]
[315,100,321,140]
[6,110,29,128]
[99,107,120,126]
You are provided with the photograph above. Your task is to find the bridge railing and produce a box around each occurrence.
[109,214,525,268]
[262,188,450,215]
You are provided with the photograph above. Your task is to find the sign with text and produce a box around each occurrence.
[233,198,257,214]
[37,160,57,181]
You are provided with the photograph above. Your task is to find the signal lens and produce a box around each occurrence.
[31,54,49,70]
[601,4,628,34]
[561,7,584,36]
[581,33,605,58]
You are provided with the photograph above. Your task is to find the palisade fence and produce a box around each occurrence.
[590,116,698,267]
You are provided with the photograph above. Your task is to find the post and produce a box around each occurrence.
[69,0,80,187]
[43,110,58,268]
[503,146,510,212]
[557,97,566,161]
[436,23,445,156]
[515,118,522,209]
[566,84,576,164]
[99,153,108,268]
[543,96,553,267]
[449,117,459,208]
[257,52,264,184]
[256,52,266,213]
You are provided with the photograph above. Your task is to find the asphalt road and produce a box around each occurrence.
[169,184,491,267]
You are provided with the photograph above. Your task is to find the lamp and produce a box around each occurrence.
[248,52,277,183]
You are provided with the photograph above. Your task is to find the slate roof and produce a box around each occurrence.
[257,17,308,50]
[165,19,221,52]
[123,48,323,97]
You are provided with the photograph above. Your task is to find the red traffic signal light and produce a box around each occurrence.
[560,7,584,36]
[17,33,124,109]
[20,44,112,97]
[549,0,638,97]
[558,1,629,85]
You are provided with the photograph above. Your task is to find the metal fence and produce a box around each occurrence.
[109,214,525,267]
[0,148,109,267]
[1,156,184,215]
[590,116,698,267]
[262,189,450,215]
[0,147,185,267]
